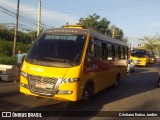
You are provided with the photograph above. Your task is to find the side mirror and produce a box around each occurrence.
[85,57,91,63]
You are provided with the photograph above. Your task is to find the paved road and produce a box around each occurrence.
[0,62,160,120]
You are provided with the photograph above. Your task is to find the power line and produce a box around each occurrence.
[0,3,52,31]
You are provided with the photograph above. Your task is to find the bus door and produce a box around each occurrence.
[83,38,98,92]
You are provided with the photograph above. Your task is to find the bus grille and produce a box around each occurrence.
[28,74,58,96]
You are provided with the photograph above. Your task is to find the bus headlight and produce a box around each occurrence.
[63,78,80,83]
[21,71,28,78]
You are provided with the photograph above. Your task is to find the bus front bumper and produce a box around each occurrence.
[133,60,146,66]
[20,76,82,101]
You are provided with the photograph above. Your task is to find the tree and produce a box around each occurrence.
[139,34,160,54]
[97,18,110,35]
[78,13,100,31]
[77,13,125,41]
[109,25,124,40]
[0,27,36,44]
[0,27,34,56]
[78,13,110,34]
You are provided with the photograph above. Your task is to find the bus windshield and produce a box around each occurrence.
[148,51,154,57]
[131,49,147,58]
[26,34,86,67]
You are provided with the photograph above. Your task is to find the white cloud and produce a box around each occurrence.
[0,0,78,27]
[41,11,77,27]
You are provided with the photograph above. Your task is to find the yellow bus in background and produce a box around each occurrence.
[20,25,128,104]
[148,50,155,64]
[130,48,149,66]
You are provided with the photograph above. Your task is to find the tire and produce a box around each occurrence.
[157,77,160,88]
[80,83,93,106]
[114,74,121,87]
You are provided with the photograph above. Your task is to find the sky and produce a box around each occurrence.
[0,0,160,47]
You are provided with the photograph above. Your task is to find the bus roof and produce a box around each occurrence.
[63,25,84,29]
[43,27,128,47]
[132,48,151,51]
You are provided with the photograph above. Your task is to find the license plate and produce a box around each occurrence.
[35,82,47,89]
[134,61,137,63]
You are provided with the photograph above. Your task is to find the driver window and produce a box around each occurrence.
[86,38,95,59]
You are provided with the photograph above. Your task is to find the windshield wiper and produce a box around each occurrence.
[45,57,77,66]
[26,58,37,62]
[26,57,77,67]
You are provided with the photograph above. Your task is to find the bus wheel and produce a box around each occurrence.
[157,77,160,88]
[114,74,121,87]
[80,83,93,106]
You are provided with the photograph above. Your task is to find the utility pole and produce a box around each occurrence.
[37,0,41,36]
[13,0,20,56]
[112,28,115,38]
[130,43,132,51]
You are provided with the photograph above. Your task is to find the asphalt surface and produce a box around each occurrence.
[0,62,160,120]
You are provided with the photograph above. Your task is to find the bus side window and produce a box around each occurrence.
[122,47,126,59]
[118,46,121,59]
[107,43,112,60]
[115,45,118,59]
[126,47,129,58]
[112,45,115,60]
[86,38,95,59]
[95,40,102,60]
[102,43,107,60]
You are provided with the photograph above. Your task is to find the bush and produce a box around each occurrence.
[0,40,31,56]
[0,55,17,65]
[0,40,13,56]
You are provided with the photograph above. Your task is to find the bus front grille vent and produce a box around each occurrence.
[28,74,58,96]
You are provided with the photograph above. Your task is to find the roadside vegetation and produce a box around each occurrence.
[139,34,160,54]
[0,55,17,65]
[0,27,35,65]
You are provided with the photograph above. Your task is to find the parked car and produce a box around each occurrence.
[127,59,135,73]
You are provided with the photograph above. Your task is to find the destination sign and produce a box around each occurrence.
[45,34,77,41]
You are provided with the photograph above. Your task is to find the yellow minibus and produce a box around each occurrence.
[130,48,149,66]
[148,50,155,64]
[20,25,128,104]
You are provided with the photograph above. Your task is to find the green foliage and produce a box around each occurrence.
[0,27,36,44]
[78,13,110,33]
[109,25,124,40]
[0,55,17,65]
[0,26,34,57]
[0,40,13,56]
[97,18,110,35]
[139,34,160,54]
[27,31,37,41]
[0,40,31,56]
[77,13,125,41]
[16,42,31,54]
